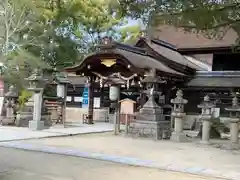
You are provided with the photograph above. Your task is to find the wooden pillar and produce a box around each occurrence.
[88,77,94,124]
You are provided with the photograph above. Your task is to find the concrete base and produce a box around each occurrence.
[170,131,188,142]
[223,143,240,150]
[200,140,211,145]
[28,120,45,131]
[51,124,65,129]
[129,120,171,140]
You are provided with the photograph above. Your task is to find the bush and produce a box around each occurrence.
[18,89,33,111]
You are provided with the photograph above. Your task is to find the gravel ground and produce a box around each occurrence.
[0,147,222,180]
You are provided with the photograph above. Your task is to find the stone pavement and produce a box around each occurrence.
[0,147,220,180]
[1,133,240,180]
[0,123,113,142]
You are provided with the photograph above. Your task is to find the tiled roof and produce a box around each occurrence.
[152,25,237,48]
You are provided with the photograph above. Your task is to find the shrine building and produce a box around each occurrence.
[64,25,240,126]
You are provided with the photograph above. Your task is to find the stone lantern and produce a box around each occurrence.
[54,72,70,126]
[197,95,215,144]
[25,69,47,130]
[3,86,18,125]
[225,96,240,150]
[131,68,170,140]
[170,89,188,142]
[109,85,120,135]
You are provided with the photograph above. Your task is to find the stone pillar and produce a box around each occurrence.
[25,69,47,130]
[225,96,240,150]
[29,91,43,130]
[170,90,188,142]
[109,85,120,135]
[55,72,69,127]
[197,95,215,144]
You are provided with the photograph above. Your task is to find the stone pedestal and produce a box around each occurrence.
[170,112,187,142]
[198,95,215,145]
[29,120,44,130]
[29,92,44,130]
[170,90,188,142]
[130,94,170,140]
[227,118,240,149]
[224,96,240,150]
[129,119,170,140]
[200,116,211,144]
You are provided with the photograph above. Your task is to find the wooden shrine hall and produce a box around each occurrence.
[65,26,240,124]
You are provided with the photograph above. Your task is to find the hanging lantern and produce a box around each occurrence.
[109,86,119,101]
[57,84,65,98]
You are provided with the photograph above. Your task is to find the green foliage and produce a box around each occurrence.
[118,25,142,44]
[0,0,141,86]
[43,84,57,97]
[114,0,240,44]
[18,89,33,111]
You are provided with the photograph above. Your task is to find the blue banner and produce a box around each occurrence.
[82,87,89,108]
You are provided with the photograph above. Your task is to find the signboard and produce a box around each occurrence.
[94,97,100,108]
[82,87,89,108]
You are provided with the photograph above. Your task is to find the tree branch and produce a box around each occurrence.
[179,18,240,30]
[156,2,240,17]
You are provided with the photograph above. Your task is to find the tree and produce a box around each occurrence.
[0,0,50,88]
[21,0,141,68]
[113,0,240,44]
[0,0,141,88]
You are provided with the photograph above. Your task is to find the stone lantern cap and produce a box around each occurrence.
[54,72,70,84]
[25,69,45,82]
[197,95,215,109]
[25,69,48,91]
[225,96,240,112]
[5,86,17,98]
[170,90,188,105]
[141,68,166,84]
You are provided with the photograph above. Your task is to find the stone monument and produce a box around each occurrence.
[198,95,215,144]
[25,69,47,130]
[129,68,171,140]
[170,89,188,142]
[225,95,240,150]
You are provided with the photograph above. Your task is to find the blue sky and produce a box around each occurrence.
[128,19,139,26]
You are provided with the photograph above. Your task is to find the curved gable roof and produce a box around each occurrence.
[65,42,185,76]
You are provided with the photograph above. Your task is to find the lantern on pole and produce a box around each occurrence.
[54,72,70,126]
[25,69,47,130]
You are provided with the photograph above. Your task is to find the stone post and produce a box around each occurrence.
[170,89,188,142]
[109,85,120,135]
[55,72,70,127]
[3,86,17,125]
[225,96,240,150]
[25,69,47,130]
[197,95,215,144]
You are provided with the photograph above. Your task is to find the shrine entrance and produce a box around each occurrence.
[65,37,188,124]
